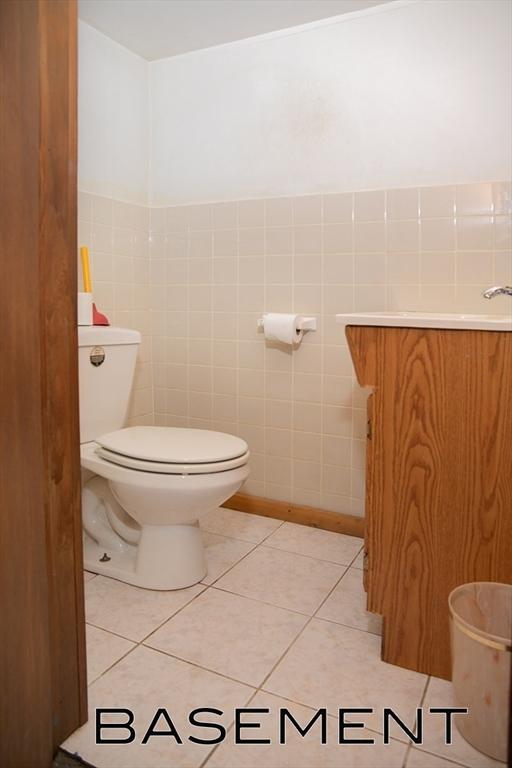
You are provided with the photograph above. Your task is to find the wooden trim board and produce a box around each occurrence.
[222,493,365,538]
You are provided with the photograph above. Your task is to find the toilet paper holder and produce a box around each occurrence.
[256,315,317,332]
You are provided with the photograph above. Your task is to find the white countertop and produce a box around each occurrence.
[335,311,512,331]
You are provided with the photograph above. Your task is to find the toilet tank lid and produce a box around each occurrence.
[78,326,141,347]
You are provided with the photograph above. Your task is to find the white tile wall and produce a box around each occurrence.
[78,191,153,425]
[79,181,511,516]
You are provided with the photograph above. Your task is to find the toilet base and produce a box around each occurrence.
[84,521,207,590]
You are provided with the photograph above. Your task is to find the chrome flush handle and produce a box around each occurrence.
[482,285,512,299]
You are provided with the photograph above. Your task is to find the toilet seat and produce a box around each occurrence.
[94,426,250,475]
[96,446,250,474]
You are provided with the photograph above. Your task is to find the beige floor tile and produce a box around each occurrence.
[84,570,96,582]
[316,566,382,635]
[85,575,205,642]
[85,624,135,684]
[206,691,407,768]
[265,521,363,565]
[200,506,283,543]
[352,550,365,569]
[406,748,469,767]
[145,588,308,687]
[202,531,255,584]
[215,545,345,615]
[418,677,505,768]
[62,645,253,768]
[263,618,427,737]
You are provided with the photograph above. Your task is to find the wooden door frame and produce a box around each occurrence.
[0,1,87,766]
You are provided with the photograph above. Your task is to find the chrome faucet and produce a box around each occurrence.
[482,285,512,299]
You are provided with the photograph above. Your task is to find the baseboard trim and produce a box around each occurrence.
[222,493,365,538]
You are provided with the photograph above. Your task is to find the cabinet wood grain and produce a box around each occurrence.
[346,325,512,679]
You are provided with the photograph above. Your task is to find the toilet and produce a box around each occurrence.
[78,326,250,590]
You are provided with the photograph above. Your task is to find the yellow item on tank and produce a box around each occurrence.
[80,245,92,293]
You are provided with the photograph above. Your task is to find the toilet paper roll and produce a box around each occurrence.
[263,313,303,345]
[77,292,93,326]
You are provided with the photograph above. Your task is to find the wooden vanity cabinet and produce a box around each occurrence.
[346,325,512,680]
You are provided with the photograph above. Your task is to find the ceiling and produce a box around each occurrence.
[78,0,391,61]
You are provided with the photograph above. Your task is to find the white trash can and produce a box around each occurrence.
[449,581,511,763]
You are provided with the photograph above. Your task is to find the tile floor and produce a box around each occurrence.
[65,509,505,768]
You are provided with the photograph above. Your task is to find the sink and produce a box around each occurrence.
[336,311,512,331]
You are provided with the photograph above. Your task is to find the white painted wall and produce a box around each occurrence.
[149,0,512,206]
[78,21,148,204]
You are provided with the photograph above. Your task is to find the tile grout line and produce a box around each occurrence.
[84,521,362,646]
[80,535,441,766]
[83,520,361,688]
[207,681,422,749]
[179,614,433,763]
[400,668,434,768]
[84,512,284,645]
[83,522,422,762]
[255,539,363,567]
[197,686,261,768]
[199,539,262,588]
[83,580,211,688]
[206,582,336,621]
[199,688,420,768]
[249,553,358,697]
[196,519,363,609]
[141,642,261,691]
[86,640,138,688]
[197,515,287,587]
[88,516,289,656]
[194,532,351,768]
[259,542,362,568]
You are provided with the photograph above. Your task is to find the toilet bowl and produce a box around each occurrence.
[81,427,249,589]
[78,327,250,590]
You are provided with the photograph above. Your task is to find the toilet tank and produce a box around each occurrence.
[78,326,141,444]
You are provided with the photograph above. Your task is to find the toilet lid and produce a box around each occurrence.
[96,426,248,465]
[95,446,250,475]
